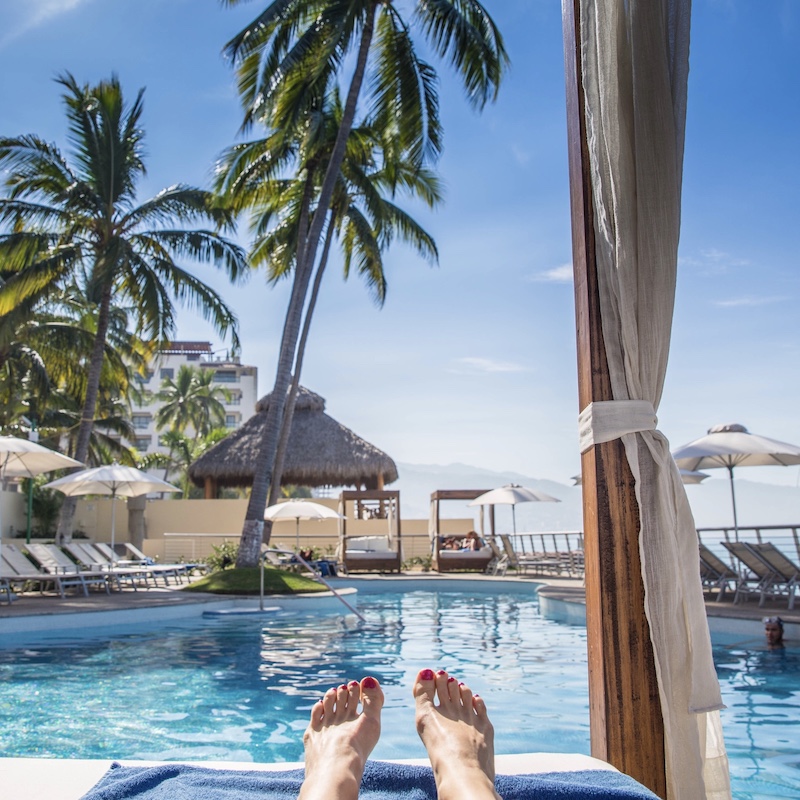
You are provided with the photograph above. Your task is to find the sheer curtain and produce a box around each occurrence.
[578,1,731,797]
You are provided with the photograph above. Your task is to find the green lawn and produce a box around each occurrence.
[183,566,328,595]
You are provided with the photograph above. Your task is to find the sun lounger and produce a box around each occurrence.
[2,544,90,598]
[25,543,111,594]
[720,541,793,607]
[499,535,563,575]
[698,543,739,602]
[63,542,154,590]
[118,542,198,581]
[487,538,509,576]
[0,577,11,604]
[745,542,799,610]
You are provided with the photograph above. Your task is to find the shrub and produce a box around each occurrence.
[206,541,239,572]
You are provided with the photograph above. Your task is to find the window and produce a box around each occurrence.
[134,437,151,451]
[160,368,174,380]
[227,392,241,406]
[132,415,151,430]
[187,354,200,361]
[214,370,238,383]
[135,370,154,384]
[225,415,238,428]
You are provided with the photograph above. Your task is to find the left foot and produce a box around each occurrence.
[298,676,384,800]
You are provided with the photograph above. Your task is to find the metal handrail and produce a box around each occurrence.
[260,547,365,622]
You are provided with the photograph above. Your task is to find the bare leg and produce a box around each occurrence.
[414,669,501,800]
[299,676,384,800]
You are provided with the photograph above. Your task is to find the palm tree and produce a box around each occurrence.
[155,365,231,437]
[159,427,230,498]
[0,73,249,539]
[217,91,441,563]
[221,0,507,563]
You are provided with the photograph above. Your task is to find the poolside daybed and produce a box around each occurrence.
[338,489,402,573]
[429,489,496,573]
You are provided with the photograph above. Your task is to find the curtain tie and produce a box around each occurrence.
[579,400,657,454]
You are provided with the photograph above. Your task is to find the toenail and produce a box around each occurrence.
[458,681,465,686]
[419,669,434,680]
[436,669,446,676]
[349,681,359,687]
[339,684,347,690]
[362,676,377,689]
[447,676,456,683]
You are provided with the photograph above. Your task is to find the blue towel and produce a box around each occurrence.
[82,760,660,799]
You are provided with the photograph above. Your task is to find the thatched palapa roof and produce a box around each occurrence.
[188,387,398,491]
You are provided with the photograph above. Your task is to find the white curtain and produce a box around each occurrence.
[578,1,731,798]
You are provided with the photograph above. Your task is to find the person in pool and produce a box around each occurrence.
[298,669,501,800]
[764,616,785,649]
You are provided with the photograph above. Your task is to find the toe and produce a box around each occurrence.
[434,670,452,707]
[413,668,437,707]
[308,699,324,731]
[458,681,475,712]
[345,681,360,719]
[321,686,337,722]
[360,676,384,719]
[334,684,350,721]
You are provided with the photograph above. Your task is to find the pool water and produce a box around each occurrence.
[0,587,797,800]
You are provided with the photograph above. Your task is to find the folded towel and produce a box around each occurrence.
[82,760,659,799]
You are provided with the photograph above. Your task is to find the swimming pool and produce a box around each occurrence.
[0,584,796,800]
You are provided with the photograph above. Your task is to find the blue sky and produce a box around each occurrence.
[2,1,799,493]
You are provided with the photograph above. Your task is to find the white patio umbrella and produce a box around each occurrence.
[672,423,800,535]
[263,499,344,550]
[44,464,179,550]
[0,437,83,563]
[468,483,560,534]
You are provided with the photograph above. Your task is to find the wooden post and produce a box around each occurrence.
[562,1,667,796]
[204,477,216,500]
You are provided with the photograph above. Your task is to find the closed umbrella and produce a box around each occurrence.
[263,499,344,551]
[468,483,560,534]
[672,423,800,536]
[0,437,83,563]
[45,464,179,550]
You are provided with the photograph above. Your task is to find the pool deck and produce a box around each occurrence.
[1,571,796,798]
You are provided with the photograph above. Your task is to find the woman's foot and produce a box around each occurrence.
[413,669,501,800]
[298,676,384,800]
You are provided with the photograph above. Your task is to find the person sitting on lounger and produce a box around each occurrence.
[298,669,500,800]
[461,531,483,551]
[442,536,461,550]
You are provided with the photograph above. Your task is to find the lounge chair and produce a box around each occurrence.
[1,544,90,598]
[487,538,509,576]
[25,543,111,594]
[746,542,799,610]
[499,535,563,575]
[119,542,198,580]
[0,577,11,604]
[63,542,153,590]
[698,543,739,602]
[720,541,792,607]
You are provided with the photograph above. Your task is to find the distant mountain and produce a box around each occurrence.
[392,462,800,532]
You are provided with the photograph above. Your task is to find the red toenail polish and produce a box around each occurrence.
[349,681,359,687]
[419,669,434,681]
[339,684,347,690]
[447,676,456,683]
[458,682,465,687]
[436,669,446,676]
[362,676,377,689]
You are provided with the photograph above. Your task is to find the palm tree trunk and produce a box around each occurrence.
[236,7,376,567]
[55,281,114,543]
[235,206,317,566]
[295,3,376,291]
[268,216,335,507]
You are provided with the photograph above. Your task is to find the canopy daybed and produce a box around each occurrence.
[337,489,402,573]
[429,489,496,573]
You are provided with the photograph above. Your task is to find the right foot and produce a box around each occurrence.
[413,668,501,800]
[299,676,384,800]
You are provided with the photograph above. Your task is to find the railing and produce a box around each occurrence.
[697,524,800,565]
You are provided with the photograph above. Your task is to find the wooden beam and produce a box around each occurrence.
[204,477,216,500]
[561,1,666,796]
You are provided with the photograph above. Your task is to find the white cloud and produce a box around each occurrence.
[529,263,573,283]
[449,357,528,374]
[679,248,751,275]
[713,296,785,308]
[0,0,90,48]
